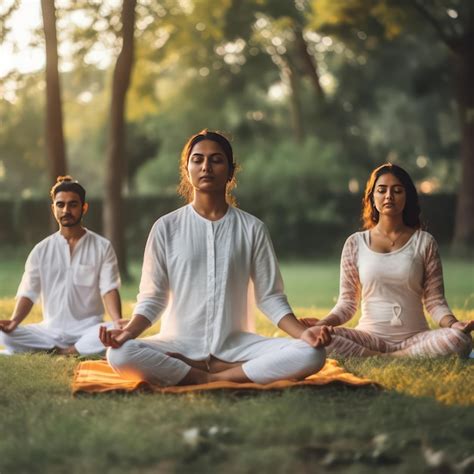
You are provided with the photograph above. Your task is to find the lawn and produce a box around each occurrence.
[0,251,473,473]
[1,247,473,309]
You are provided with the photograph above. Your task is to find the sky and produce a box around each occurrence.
[0,1,44,77]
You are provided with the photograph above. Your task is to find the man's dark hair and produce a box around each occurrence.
[50,176,86,205]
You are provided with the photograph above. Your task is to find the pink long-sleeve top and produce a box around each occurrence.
[329,230,452,344]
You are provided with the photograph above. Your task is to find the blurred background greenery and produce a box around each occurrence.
[1,0,473,272]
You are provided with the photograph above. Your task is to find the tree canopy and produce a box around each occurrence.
[0,0,472,248]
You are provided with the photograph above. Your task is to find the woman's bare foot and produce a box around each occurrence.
[177,367,211,385]
[363,348,385,356]
[166,352,208,371]
[208,357,244,373]
[166,353,244,373]
[208,365,250,383]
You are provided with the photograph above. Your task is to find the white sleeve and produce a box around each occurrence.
[251,223,293,325]
[133,221,170,324]
[16,247,41,303]
[99,242,121,295]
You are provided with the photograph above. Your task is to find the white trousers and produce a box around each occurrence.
[107,336,326,386]
[0,322,113,356]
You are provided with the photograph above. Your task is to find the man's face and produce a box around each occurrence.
[52,191,87,228]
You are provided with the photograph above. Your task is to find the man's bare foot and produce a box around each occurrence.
[55,345,79,356]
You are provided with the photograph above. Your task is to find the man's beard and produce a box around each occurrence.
[60,213,82,227]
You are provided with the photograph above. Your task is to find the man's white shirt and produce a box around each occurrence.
[17,229,121,336]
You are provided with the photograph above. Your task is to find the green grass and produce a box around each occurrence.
[1,250,473,309]
[0,347,473,473]
[1,251,473,473]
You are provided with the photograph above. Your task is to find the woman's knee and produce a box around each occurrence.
[294,340,326,374]
[106,339,142,370]
[448,329,473,358]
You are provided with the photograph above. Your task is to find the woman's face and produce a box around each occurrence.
[187,139,231,195]
[372,172,406,219]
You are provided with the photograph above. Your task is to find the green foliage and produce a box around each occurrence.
[0,73,48,197]
[0,0,463,203]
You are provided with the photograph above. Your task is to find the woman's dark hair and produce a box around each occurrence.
[361,163,421,229]
[50,176,86,205]
[177,129,238,205]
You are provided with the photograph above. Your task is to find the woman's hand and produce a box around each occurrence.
[99,326,133,349]
[300,325,334,348]
[113,319,130,329]
[299,317,321,328]
[451,320,474,334]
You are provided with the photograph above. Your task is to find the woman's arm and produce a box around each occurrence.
[422,235,474,333]
[422,236,456,325]
[99,314,151,348]
[250,224,294,326]
[278,313,333,347]
[301,235,361,328]
[300,313,345,328]
[278,313,306,338]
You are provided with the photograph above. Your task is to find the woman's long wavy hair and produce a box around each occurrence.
[177,129,238,206]
[361,163,421,229]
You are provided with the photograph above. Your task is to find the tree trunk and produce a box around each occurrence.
[103,0,136,279]
[40,0,67,182]
[452,39,474,252]
[281,56,305,143]
[293,27,325,102]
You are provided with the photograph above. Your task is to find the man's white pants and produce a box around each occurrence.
[107,337,326,386]
[0,322,113,355]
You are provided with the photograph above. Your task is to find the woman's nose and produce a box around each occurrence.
[202,157,212,171]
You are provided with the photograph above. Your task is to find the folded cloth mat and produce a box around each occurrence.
[72,358,376,395]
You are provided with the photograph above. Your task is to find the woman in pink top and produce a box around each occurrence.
[303,163,473,357]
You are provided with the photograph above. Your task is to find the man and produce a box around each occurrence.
[0,176,124,356]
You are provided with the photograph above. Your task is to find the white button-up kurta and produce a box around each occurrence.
[134,205,292,361]
[16,229,121,336]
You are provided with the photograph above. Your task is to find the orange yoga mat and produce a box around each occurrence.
[72,358,377,395]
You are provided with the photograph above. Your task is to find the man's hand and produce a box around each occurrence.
[451,320,474,334]
[300,325,333,348]
[299,317,321,328]
[99,326,133,349]
[0,320,19,333]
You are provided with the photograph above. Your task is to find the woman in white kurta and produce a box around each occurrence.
[302,164,473,357]
[101,130,332,386]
